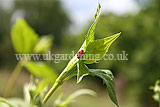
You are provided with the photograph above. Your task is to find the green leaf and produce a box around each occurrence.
[34,35,53,53]
[7,98,29,107]
[24,77,48,106]
[152,93,160,103]
[0,98,13,107]
[33,80,48,97]
[84,32,121,64]
[77,60,89,83]
[85,3,101,47]
[24,61,57,84]
[55,89,96,107]
[0,97,29,107]
[11,18,38,54]
[88,69,119,107]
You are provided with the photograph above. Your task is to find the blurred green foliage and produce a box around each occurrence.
[0,0,70,67]
[11,19,38,54]
[0,0,160,107]
[14,0,70,45]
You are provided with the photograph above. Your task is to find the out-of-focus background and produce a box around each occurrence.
[0,0,160,107]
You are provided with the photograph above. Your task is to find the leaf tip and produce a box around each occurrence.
[94,3,101,19]
[98,2,101,9]
[114,32,121,39]
[117,32,121,36]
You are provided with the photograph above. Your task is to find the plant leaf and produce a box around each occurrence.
[7,98,29,107]
[24,61,57,84]
[0,98,13,107]
[0,97,29,107]
[88,69,119,107]
[34,35,53,53]
[152,93,160,102]
[77,60,89,83]
[11,18,38,54]
[85,3,101,47]
[55,89,96,107]
[24,78,48,106]
[84,32,121,64]
[33,80,48,97]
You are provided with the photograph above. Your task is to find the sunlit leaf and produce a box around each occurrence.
[25,61,57,84]
[24,77,48,106]
[85,3,101,47]
[0,98,13,107]
[11,18,38,54]
[55,89,96,107]
[84,32,121,64]
[33,80,48,97]
[153,93,160,102]
[34,35,53,53]
[0,97,29,107]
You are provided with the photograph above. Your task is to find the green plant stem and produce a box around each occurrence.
[43,60,78,104]
[42,71,64,104]
[4,61,22,97]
